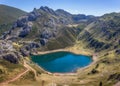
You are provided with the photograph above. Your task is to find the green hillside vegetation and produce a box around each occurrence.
[0,4,26,24]
[0,59,24,82]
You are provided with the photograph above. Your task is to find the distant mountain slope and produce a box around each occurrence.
[78,12,120,52]
[0,4,26,24]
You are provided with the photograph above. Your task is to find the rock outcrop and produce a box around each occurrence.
[0,40,22,63]
[1,53,19,64]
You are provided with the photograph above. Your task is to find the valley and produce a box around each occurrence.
[0,4,120,86]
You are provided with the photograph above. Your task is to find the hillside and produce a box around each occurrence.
[0,4,26,24]
[0,5,27,36]
[71,12,120,86]
[0,5,120,86]
[78,12,120,52]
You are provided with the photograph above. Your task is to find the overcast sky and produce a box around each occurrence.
[0,0,120,16]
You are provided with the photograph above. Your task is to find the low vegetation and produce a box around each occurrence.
[0,59,24,82]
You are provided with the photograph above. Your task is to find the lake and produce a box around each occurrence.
[31,51,92,73]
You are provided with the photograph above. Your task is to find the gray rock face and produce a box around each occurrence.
[25,42,40,50]
[3,8,40,39]
[28,14,37,21]
[1,53,19,64]
[29,42,40,48]
[28,9,40,21]
[0,40,23,63]
[19,29,29,37]
[39,28,57,45]
[20,49,29,57]
[44,18,56,28]
[0,40,13,52]
[115,49,120,54]
[16,16,28,27]
[20,42,40,56]
[19,25,32,37]
[15,9,40,37]
[40,30,53,39]
[40,6,56,15]
[40,39,47,46]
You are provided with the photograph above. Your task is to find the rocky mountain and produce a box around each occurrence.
[1,5,120,86]
[1,6,95,50]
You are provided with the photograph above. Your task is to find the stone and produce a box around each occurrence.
[40,39,47,46]
[19,28,30,37]
[2,53,18,64]
[20,49,29,57]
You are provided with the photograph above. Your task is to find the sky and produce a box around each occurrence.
[0,0,120,16]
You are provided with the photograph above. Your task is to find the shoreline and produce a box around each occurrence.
[36,47,92,56]
[32,48,98,76]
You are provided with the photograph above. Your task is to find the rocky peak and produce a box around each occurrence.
[39,6,56,15]
[55,9,72,16]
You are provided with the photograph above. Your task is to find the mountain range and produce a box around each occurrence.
[0,4,120,86]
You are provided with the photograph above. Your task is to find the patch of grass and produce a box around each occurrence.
[12,42,22,51]
[0,23,11,36]
[0,5,26,24]
[21,71,36,81]
[11,71,36,85]
[0,59,24,82]
[76,51,120,86]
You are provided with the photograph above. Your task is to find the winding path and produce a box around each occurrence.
[0,61,37,86]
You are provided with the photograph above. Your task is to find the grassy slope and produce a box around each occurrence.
[0,4,26,24]
[7,45,120,86]
[69,44,120,86]
[0,59,24,82]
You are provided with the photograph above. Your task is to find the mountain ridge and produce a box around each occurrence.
[0,5,120,86]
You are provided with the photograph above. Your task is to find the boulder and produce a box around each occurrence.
[40,30,53,39]
[25,42,40,51]
[115,49,120,54]
[44,18,56,28]
[29,42,40,48]
[2,53,19,64]
[19,28,30,37]
[16,16,28,27]
[40,39,47,46]
[20,49,29,57]
[28,14,37,21]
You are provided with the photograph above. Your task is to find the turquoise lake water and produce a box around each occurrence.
[31,51,92,73]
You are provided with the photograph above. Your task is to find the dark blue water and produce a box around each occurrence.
[31,51,92,73]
